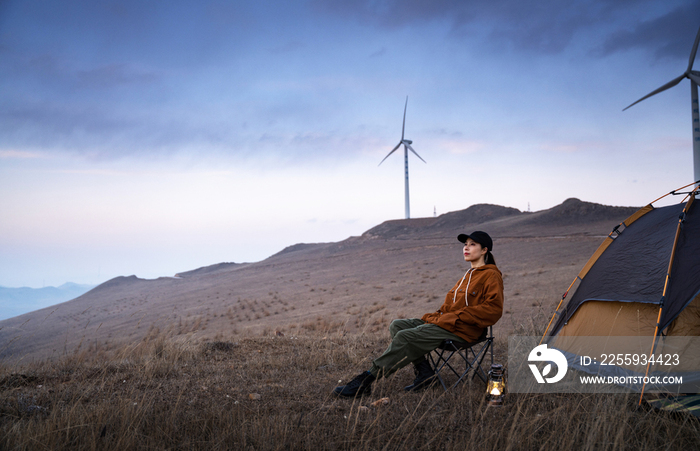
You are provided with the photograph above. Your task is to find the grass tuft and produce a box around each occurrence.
[1,324,698,450]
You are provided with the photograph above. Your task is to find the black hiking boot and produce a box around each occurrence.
[333,371,376,397]
[404,358,436,392]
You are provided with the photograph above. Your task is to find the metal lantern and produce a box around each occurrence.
[486,363,506,406]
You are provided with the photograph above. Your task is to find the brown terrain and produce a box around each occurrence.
[0,198,640,363]
[6,197,700,451]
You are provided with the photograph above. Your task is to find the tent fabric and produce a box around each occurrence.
[549,201,696,336]
[574,205,654,280]
[552,296,700,373]
[556,301,658,337]
[645,394,700,417]
[542,189,700,398]
[621,204,655,228]
[576,236,614,280]
[666,293,700,336]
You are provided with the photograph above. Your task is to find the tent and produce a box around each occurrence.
[541,182,700,397]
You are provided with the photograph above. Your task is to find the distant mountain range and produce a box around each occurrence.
[0,283,95,321]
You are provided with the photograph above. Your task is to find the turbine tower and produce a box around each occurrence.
[623,25,700,183]
[379,96,426,219]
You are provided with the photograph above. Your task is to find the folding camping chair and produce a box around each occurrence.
[428,326,494,391]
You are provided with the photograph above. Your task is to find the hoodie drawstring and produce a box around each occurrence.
[453,268,474,304]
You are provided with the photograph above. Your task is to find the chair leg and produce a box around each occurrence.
[430,337,495,390]
[429,345,464,391]
[469,339,492,384]
[428,348,449,391]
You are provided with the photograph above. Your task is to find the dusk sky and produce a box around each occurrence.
[1,0,699,289]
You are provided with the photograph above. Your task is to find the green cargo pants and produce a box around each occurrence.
[369,318,466,378]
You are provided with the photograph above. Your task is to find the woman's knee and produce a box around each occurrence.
[390,318,422,334]
[389,319,407,336]
[391,328,415,347]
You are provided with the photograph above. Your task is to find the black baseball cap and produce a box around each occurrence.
[457,231,493,252]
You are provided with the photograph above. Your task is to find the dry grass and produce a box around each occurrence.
[1,321,699,451]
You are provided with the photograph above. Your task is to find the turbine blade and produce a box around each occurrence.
[401,96,408,141]
[378,143,401,166]
[622,74,685,111]
[688,72,700,86]
[406,144,426,163]
[688,25,700,72]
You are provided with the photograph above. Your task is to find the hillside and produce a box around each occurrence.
[0,198,639,363]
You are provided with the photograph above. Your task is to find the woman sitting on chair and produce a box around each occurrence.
[333,230,504,397]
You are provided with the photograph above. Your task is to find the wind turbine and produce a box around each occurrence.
[379,96,426,219]
[623,25,700,183]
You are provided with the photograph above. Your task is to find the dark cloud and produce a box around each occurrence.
[313,0,693,57]
[0,104,139,151]
[596,2,700,61]
[0,99,353,162]
[313,0,593,53]
[0,103,235,159]
[2,50,161,93]
[0,0,254,69]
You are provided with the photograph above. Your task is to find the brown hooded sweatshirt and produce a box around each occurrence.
[421,264,504,342]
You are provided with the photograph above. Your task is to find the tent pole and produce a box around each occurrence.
[639,308,663,405]
[692,80,699,185]
[638,194,695,405]
[648,180,700,205]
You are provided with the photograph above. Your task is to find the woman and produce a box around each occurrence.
[333,230,504,397]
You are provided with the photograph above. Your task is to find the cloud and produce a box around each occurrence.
[0,103,235,159]
[0,98,377,162]
[596,2,700,61]
[442,139,485,155]
[313,0,691,56]
[2,50,161,94]
[314,0,589,53]
[0,149,46,159]
[0,104,135,146]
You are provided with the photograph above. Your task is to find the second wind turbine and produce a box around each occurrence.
[379,96,426,219]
